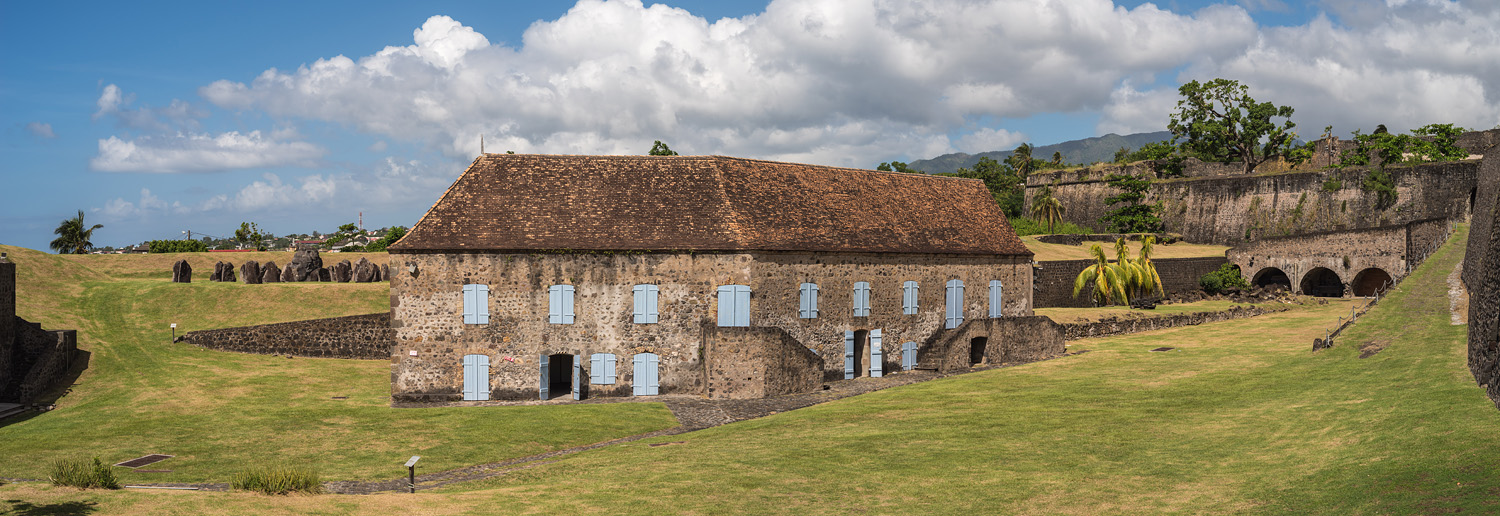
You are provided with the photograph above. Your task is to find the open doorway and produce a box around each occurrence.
[969,337,988,366]
[852,329,868,377]
[542,353,574,400]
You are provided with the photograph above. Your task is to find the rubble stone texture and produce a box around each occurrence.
[1466,146,1500,409]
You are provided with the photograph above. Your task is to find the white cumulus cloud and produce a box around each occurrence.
[90,131,326,173]
[25,122,56,138]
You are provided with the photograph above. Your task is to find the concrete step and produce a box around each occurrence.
[0,403,25,421]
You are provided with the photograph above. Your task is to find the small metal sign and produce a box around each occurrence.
[409,350,418,356]
[405,456,420,468]
[169,323,177,329]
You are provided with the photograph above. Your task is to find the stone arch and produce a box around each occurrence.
[1351,268,1394,297]
[1252,267,1292,290]
[1300,267,1346,297]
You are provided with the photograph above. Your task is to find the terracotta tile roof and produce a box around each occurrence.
[389,154,1030,256]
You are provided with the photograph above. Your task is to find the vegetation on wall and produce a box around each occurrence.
[1100,174,1162,233]
[1362,167,1398,210]
[1199,263,1250,295]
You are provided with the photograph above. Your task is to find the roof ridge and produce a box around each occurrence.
[476,153,982,182]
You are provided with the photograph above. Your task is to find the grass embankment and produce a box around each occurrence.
[0,246,677,484]
[4,225,1498,514]
[1035,298,1322,324]
[1023,236,1229,261]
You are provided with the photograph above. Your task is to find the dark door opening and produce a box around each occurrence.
[547,353,573,398]
[1253,267,1292,290]
[1300,267,1345,297]
[1471,187,1478,215]
[1351,268,1393,297]
[852,329,868,378]
[969,337,988,366]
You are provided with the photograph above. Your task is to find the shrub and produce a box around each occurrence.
[50,457,121,489]
[1322,178,1342,192]
[231,465,323,495]
[1008,217,1093,237]
[1200,263,1249,295]
[147,239,209,253]
[364,226,407,252]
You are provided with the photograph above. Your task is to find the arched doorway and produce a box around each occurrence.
[1300,267,1345,297]
[1351,268,1393,297]
[1252,267,1292,290]
[969,337,988,366]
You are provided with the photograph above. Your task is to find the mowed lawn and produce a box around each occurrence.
[0,246,677,484]
[4,224,1500,515]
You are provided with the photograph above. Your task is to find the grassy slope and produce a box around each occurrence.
[3,226,1498,514]
[0,246,676,484]
[1022,236,1229,262]
[1035,298,1315,324]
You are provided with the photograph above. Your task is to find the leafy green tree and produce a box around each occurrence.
[147,239,209,253]
[1073,244,1129,306]
[648,140,679,156]
[876,161,923,173]
[1199,263,1249,294]
[364,226,408,252]
[1029,184,1066,234]
[50,210,103,254]
[1167,78,1300,174]
[234,222,266,251]
[1100,174,1162,233]
[953,157,1024,216]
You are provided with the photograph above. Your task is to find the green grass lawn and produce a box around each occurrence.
[1036,298,1311,324]
[3,224,1498,514]
[0,246,677,484]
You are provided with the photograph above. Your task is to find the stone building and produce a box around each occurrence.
[387,154,1048,402]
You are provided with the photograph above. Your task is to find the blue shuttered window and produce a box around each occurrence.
[902,281,919,315]
[989,280,1004,318]
[901,342,919,371]
[633,353,660,396]
[870,329,884,378]
[462,284,490,325]
[798,283,819,319]
[843,331,856,380]
[945,279,965,329]
[462,354,490,401]
[716,285,751,327]
[852,282,871,317]
[633,284,659,324]
[538,354,550,400]
[548,285,575,324]
[590,353,617,384]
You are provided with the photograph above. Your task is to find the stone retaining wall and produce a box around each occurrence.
[703,324,824,400]
[1464,144,1500,409]
[1058,305,1288,341]
[179,312,392,360]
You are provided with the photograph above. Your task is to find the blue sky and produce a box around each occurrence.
[3,0,1497,252]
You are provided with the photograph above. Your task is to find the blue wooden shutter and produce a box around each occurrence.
[572,354,582,401]
[734,286,750,327]
[633,353,659,396]
[590,353,604,384]
[870,329,883,378]
[548,286,562,324]
[633,285,648,324]
[717,285,734,326]
[605,353,616,383]
[989,280,1003,318]
[462,355,475,400]
[462,285,477,324]
[539,354,550,400]
[843,331,856,380]
[903,281,918,315]
[645,286,658,323]
[476,285,490,324]
[902,342,918,371]
[561,285,575,324]
[945,279,964,329]
[853,282,871,317]
[799,283,820,319]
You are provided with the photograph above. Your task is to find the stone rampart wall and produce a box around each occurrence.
[8,323,76,403]
[0,258,14,394]
[1465,145,1500,409]
[1058,305,1288,341]
[179,312,392,360]
[1034,256,1227,308]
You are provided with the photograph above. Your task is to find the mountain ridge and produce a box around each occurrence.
[909,131,1173,174]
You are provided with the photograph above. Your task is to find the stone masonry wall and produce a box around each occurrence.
[1407,217,1452,261]
[388,250,1033,402]
[703,324,823,400]
[1058,305,1288,341]
[0,256,14,395]
[1027,160,1478,245]
[1034,256,1227,308]
[8,324,76,403]
[1465,145,1500,409]
[180,313,392,359]
[1228,225,1409,295]
[926,316,1065,374]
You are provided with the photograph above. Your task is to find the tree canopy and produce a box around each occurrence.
[1167,78,1300,174]
[875,161,923,173]
[648,140,679,156]
[50,210,103,254]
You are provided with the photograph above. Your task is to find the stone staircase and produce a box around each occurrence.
[0,403,25,421]
[913,320,974,372]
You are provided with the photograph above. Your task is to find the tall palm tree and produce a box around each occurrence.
[50,210,103,255]
[1112,237,1145,296]
[1051,151,1063,165]
[1134,235,1164,298]
[1073,244,1129,306]
[1010,143,1035,178]
[1030,185,1066,234]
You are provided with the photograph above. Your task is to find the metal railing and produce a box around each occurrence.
[1313,220,1453,351]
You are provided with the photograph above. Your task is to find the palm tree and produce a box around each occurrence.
[1010,143,1035,178]
[1134,235,1164,298]
[1051,151,1063,165]
[50,210,103,254]
[1030,185,1066,234]
[1112,238,1145,296]
[1073,244,1129,306]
